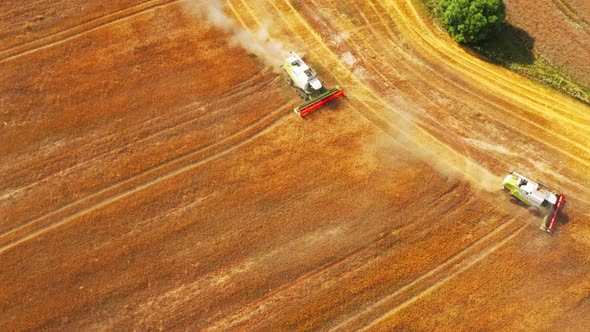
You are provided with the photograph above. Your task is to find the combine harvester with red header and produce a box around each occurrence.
[282,51,344,117]
[502,171,566,234]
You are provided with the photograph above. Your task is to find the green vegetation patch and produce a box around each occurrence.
[438,0,506,44]
[421,0,590,104]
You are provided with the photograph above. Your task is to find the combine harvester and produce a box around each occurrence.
[282,51,344,117]
[502,171,566,234]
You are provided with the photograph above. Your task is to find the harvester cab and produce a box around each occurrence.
[282,51,344,117]
[502,171,566,234]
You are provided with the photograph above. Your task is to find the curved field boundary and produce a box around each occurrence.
[260,0,588,204]
[331,220,525,331]
[300,0,509,171]
[0,98,290,255]
[394,0,589,120]
[0,0,181,64]
[261,0,502,192]
[383,0,590,199]
[352,1,590,145]
[385,1,590,130]
[380,1,590,161]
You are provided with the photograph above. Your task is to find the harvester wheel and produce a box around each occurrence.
[528,206,540,216]
[296,88,309,101]
[509,197,519,204]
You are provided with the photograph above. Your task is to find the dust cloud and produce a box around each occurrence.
[417,139,503,192]
[184,0,290,71]
[361,96,501,193]
[185,0,501,192]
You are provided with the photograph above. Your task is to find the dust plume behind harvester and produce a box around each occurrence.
[282,51,344,117]
[502,171,566,234]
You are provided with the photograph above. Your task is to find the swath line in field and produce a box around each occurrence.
[0,67,273,222]
[0,0,181,63]
[0,99,289,255]
[330,220,524,331]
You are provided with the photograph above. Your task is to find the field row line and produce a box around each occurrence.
[552,0,590,34]
[0,66,273,219]
[219,2,525,330]
[330,218,522,330]
[0,0,181,63]
[0,93,290,255]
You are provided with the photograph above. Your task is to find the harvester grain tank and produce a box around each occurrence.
[282,51,344,117]
[502,171,566,233]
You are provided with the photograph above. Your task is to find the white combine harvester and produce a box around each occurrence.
[502,171,566,233]
[282,51,344,117]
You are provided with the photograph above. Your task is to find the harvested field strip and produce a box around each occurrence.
[328,218,522,330]
[382,1,590,142]
[302,0,513,171]
[381,1,590,181]
[360,222,527,330]
[205,199,506,330]
[0,0,181,63]
[388,1,590,124]
[260,0,502,190]
[0,101,289,255]
[0,67,273,196]
[227,0,262,29]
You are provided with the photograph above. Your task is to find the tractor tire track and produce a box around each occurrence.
[209,197,515,331]
[204,182,474,330]
[361,224,528,330]
[552,0,590,34]
[0,67,273,200]
[374,0,590,165]
[384,0,590,199]
[384,0,590,132]
[0,97,290,255]
[331,219,526,331]
[205,213,422,330]
[0,0,181,64]
[303,0,509,172]
[263,0,502,195]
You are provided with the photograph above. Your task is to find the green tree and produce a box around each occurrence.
[438,0,506,44]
